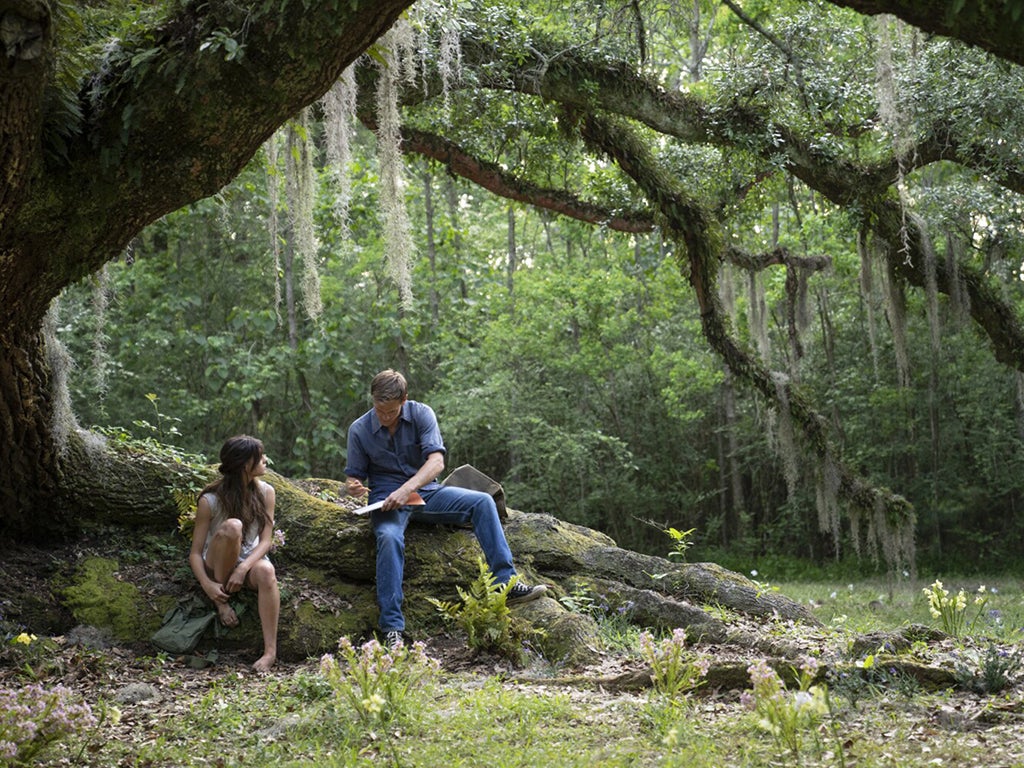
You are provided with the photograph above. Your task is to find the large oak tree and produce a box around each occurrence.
[1,0,412,537]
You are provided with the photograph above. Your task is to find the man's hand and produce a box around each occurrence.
[382,486,414,511]
[346,478,369,497]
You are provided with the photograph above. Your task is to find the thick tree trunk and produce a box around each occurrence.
[0,0,412,536]
[0,327,65,539]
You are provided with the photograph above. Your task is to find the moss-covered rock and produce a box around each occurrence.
[60,557,157,641]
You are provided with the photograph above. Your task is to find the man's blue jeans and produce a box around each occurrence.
[371,485,516,633]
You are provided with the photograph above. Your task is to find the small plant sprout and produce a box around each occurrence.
[637,628,710,699]
[922,580,988,637]
[664,527,697,562]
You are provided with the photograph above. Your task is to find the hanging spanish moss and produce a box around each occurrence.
[322,65,358,236]
[285,109,323,322]
[874,497,916,576]
[746,270,770,362]
[433,1,464,114]
[857,228,880,381]
[44,299,78,457]
[718,261,737,326]
[771,371,800,499]
[795,265,811,339]
[406,0,463,105]
[944,231,971,322]
[266,135,283,324]
[879,239,912,388]
[1016,372,1024,442]
[376,29,415,308]
[815,453,842,553]
[90,264,111,412]
[917,213,942,359]
[875,15,921,261]
[390,16,418,87]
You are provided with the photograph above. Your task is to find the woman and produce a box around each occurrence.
[189,435,280,672]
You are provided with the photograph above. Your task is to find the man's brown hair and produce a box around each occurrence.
[371,369,408,402]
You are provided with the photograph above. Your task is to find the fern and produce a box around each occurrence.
[428,559,535,662]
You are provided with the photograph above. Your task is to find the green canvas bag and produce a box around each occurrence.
[150,597,216,654]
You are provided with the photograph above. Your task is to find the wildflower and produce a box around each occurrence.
[12,633,36,645]
[0,740,17,760]
[361,694,384,714]
[271,528,286,552]
[638,629,709,698]
[799,656,820,677]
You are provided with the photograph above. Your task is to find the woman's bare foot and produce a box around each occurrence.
[215,602,239,627]
[252,652,276,673]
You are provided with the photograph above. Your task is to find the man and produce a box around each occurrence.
[345,369,546,648]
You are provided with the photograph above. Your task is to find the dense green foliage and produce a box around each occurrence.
[56,0,1024,573]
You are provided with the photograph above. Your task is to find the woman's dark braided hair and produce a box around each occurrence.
[199,435,269,536]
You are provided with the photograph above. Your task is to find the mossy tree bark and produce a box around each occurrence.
[824,0,1024,66]
[0,0,412,538]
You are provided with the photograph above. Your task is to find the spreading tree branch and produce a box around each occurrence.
[573,109,914,564]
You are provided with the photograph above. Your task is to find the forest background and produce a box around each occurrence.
[47,0,1024,578]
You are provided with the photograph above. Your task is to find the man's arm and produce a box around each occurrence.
[381,451,445,511]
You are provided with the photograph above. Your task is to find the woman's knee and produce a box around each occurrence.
[249,560,277,589]
[212,518,244,544]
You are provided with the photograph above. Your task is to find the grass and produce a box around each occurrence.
[774,574,1024,636]
[8,576,1024,767]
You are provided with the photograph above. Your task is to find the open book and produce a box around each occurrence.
[351,491,425,516]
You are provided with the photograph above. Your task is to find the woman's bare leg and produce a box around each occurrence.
[247,559,279,672]
[205,519,243,627]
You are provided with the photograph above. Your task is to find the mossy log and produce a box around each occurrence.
[17,459,820,666]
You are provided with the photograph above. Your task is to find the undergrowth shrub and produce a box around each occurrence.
[559,585,639,651]
[319,636,439,730]
[637,629,710,699]
[827,654,920,708]
[0,683,96,765]
[953,643,1024,694]
[428,558,537,662]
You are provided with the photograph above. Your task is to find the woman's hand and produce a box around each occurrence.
[204,581,231,604]
[225,568,247,594]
